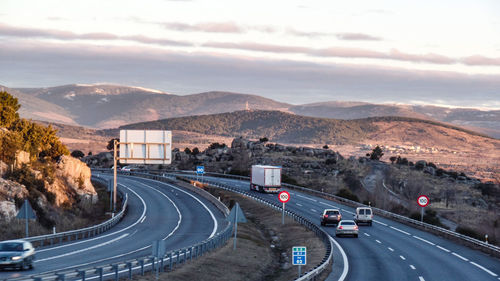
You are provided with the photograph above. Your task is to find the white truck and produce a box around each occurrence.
[250,165,282,193]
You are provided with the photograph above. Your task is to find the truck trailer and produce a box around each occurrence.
[250,165,281,193]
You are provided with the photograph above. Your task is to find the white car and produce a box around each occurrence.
[335,220,359,238]
[354,207,373,226]
[0,240,35,270]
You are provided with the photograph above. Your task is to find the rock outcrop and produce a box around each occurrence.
[0,177,28,220]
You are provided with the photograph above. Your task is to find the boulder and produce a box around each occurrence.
[423,166,436,176]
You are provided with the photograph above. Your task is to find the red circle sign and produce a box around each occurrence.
[278,191,290,203]
[417,195,429,207]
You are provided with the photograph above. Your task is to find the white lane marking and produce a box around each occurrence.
[140,216,147,224]
[311,209,318,213]
[135,181,183,240]
[320,202,335,207]
[400,255,406,260]
[37,185,147,253]
[329,236,349,281]
[469,262,498,277]
[146,179,219,238]
[364,233,370,237]
[410,265,416,270]
[388,247,394,252]
[373,220,388,226]
[376,240,382,244]
[436,245,451,252]
[296,203,303,207]
[390,226,410,235]
[452,252,469,261]
[413,235,436,245]
[419,277,425,281]
[296,194,318,202]
[36,233,129,262]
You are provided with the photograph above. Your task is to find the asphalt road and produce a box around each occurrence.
[0,174,228,280]
[206,176,500,281]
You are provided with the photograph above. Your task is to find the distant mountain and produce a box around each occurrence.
[289,102,500,138]
[11,84,290,128]
[116,110,493,145]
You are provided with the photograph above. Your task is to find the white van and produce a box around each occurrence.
[354,207,373,226]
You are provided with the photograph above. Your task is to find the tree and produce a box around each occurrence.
[323,144,329,149]
[192,147,200,155]
[184,147,192,154]
[389,156,397,164]
[367,145,384,160]
[71,150,85,158]
[0,91,21,128]
[0,130,22,165]
[259,137,269,142]
[88,151,93,156]
[106,138,119,150]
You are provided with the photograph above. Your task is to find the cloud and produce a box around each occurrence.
[336,33,382,41]
[163,21,243,33]
[0,23,191,47]
[286,28,331,38]
[461,55,500,66]
[1,40,499,109]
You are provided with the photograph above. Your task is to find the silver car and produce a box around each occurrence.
[335,220,359,238]
[0,240,35,270]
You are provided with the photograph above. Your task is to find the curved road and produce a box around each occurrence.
[0,174,228,280]
[206,176,500,281]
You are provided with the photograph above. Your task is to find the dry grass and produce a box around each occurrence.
[133,188,329,281]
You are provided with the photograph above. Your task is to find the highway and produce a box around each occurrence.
[0,174,228,280]
[205,176,500,281]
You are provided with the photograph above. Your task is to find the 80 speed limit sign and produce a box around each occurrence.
[417,195,429,207]
[278,191,290,203]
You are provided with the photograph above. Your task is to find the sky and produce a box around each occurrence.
[1,0,499,108]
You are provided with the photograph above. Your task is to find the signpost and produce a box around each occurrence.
[417,195,429,222]
[196,166,205,182]
[278,191,290,225]
[152,240,166,280]
[16,199,36,238]
[228,203,247,250]
[293,246,307,277]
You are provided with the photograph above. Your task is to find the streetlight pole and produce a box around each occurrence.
[113,139,118,213]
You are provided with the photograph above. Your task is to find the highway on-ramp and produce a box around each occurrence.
[204,176,500,281]
[0,174,228,280]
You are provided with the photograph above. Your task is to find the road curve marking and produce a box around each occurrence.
[469,262,498,277]
[36,233,129,262]
[37,184,148,253]
[329,236,349,281]
[452,252,469,261]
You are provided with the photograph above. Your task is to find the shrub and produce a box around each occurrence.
[409,209,446,228]
[456,225,483,240]
[323,144,329,149]
[336,188,359,202]
[71,150,85,158]
[259,137,269,142]
[282,174,298,185]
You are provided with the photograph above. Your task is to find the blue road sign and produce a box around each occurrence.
[292,246,307,265]
[196,166,205,175]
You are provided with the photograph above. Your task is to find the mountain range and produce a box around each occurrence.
[2,83,499,138]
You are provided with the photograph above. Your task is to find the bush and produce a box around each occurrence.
[456,225,483,241]
[259,137,269,142]
[282,174,298,185]
[323,145,329,149]
[325,158,336,165]
[209,142,227,149]
[336,188,359,202]
[409,209,446,228]
[71,150,85,158]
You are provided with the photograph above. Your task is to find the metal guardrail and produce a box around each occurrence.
[20,176,128,248]
[173,173,333,281]
[168,170,500,256]
[10,171,233,281]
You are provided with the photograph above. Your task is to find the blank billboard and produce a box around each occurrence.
[119,130,172,164]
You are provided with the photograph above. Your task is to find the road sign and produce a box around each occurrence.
[417,195,429,207]
[292,246,307,265]
[278,191,290,203]
[229,203,247,250]
[17,200,36,219]
[196,166,205,175]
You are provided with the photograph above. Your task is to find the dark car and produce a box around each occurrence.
[0,240,35,270]
[321,209,342,226]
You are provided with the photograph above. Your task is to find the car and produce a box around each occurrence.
[354,207,373,226]
[0,240,35,270]
[335,220,359,237]
[320,209,342,226]
[121,166,133,171]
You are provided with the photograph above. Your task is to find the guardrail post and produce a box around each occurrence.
[127,262,132,279]
[56,273,65,281]
[78,270,86,281]
[176,250,180,264]
[139,259,145,275]
[96,267,103,281]
[160,257,164,272]
[183,249,187,263]
[169,252,173,270]
[112,264,119,281]
[190,247,193,261]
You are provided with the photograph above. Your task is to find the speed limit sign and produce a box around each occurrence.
[278,191,290,203]
[417,195,429,207]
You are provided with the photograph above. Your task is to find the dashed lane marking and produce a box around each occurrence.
[296,203,303,207]
[388,247,394,252]
[419,277,425,281]
[364,233,370,237]
[400,255,406,260]
[376,240,382,244]
[469,262,498,277]
[413,235,435,246]
[373,220,388,226]
[410,265,416,270]
[390,226,410,235]
[452,252,469,261]
[296,194,318,202]
[311,208,318,213]
[436,245,451,253]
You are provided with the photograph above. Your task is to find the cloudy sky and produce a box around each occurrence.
[1,0,499,108]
